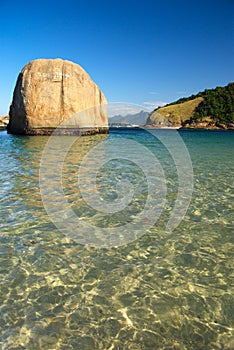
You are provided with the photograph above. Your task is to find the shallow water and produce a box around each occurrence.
[0,129,233,349]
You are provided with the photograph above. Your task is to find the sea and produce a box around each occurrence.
[0,128,233,349]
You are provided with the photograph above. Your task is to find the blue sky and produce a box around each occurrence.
[0,0,233,115]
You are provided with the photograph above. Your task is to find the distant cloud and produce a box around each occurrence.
[149,91,159,95]
[142,101,167,111]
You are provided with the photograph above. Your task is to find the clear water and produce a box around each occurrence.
[0,128,233,349]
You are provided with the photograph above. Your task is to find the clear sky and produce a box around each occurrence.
[0,0,233,115]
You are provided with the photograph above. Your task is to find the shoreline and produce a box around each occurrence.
[1,126,234,132]
[144,124,234,131]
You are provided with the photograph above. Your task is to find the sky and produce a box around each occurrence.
[0,0,233,116]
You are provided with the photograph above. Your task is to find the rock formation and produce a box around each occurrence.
[0,115,9,128]
[7,59,108,135]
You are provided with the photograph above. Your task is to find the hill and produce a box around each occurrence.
[147,97,203,127]
[147,83,234,129]
[109,110,149,126]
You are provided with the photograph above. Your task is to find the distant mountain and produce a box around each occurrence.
[147,83,234,129]
[109,110,149,126]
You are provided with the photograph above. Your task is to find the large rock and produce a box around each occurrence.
[7,59,108,135]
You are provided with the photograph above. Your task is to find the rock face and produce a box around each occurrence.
[7,59,108,135]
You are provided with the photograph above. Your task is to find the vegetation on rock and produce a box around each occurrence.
[148,83,234,128]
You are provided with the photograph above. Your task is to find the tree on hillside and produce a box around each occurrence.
[194,83,234,124]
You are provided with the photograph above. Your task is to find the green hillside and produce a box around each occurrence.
[147,82,234,128]
[147,97,203,126]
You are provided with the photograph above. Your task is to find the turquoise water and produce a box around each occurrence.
[0,128,233,349]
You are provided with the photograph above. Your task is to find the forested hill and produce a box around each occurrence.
[192,83,234,124]
[148,83,234,128]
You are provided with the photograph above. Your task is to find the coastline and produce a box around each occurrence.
[2,124,234,132]
[144,123,234,130]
